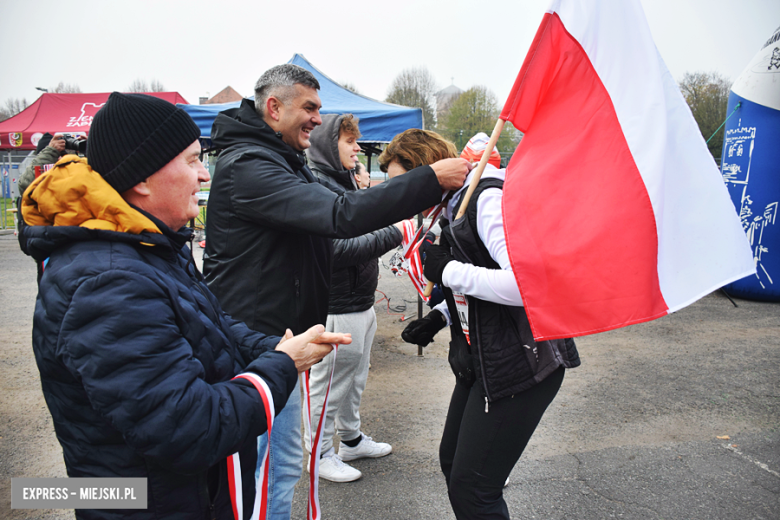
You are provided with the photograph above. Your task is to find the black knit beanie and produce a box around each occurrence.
[36,133,53,153]
[87,92,201,193]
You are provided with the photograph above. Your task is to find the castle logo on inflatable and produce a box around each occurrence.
[722,25,780,301]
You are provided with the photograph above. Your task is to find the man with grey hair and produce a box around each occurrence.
[253,63,320,111]
[204,64,471,516]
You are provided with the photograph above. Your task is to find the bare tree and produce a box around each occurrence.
[52,82,82,93]
[341,82,361,94]
[128,79,165,92]
[679,71,731,160]
[385,67,438,129]
[0,98,29,121]
[127,79,149,92]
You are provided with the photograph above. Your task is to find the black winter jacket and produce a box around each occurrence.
[308,114,403,315]
[204,99,442,335]
[23,159,297,519]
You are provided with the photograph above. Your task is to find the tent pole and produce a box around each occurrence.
[417,211,424,356]
[720,288,739,308]
[2,153,8,229]
[417,105,425,343]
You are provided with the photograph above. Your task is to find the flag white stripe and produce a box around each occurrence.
[551,0,754,309]
[230,453,243,519]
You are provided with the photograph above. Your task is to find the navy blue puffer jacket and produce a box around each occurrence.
[22,158,298,519]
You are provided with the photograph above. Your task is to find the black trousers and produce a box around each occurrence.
[439,367,565,520]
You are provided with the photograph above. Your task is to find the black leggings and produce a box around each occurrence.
[439,367,565,520]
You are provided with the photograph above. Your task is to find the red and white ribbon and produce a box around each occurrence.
[400,220,428,301]
[227,345,340,520]
[227,372,275,520]
[302,344,339,520]
[396,199,447,302]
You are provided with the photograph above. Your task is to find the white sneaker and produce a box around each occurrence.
[316,449,362,482]
[338,433,392,461]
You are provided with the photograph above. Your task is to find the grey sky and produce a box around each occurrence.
[1,0,777,108]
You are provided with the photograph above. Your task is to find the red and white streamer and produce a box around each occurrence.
[227,372,275,520]
[227,346,341,519]
[397,200,447,302]
[302,345,339,520]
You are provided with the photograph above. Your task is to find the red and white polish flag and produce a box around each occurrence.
[501,0,754,340]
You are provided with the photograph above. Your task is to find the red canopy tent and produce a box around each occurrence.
[0,92,190,150]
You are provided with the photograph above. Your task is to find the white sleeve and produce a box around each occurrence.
[432,300,451,326]
[440,187,524,307]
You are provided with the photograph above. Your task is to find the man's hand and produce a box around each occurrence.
[431,158,473,191]
[275,325,352,373]
[48,134,66,153]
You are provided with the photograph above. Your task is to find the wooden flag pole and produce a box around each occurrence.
[422,117,506,297]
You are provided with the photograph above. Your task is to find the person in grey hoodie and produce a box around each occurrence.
[304,114,402,482]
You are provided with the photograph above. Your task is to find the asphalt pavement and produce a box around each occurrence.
[1,236,777,519]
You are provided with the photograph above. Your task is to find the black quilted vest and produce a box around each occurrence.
[441,177,581,405]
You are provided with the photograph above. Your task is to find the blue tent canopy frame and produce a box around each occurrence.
[179,54,422,147]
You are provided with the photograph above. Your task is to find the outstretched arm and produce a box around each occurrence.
[332,223,403,268]
[230,152,469,239]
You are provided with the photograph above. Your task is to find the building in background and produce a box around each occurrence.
[199,86,243,105]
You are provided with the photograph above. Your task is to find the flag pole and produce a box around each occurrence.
[422,117,506,297]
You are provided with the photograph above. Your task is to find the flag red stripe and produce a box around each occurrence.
[502,13,668,340]
[500,13,556,124]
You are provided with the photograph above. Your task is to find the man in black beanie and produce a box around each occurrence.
[20,92,348,519]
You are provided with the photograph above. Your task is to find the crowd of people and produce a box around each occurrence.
[18,63,578,520]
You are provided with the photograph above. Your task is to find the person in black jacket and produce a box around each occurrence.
[20,92,347,520]
[303,114,402,482]
[203,64,471,515]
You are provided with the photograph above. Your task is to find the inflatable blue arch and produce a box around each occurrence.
[722,26,780,302]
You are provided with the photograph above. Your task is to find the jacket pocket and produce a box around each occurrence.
[448,333,475,386]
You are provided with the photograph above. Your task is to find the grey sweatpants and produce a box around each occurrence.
[304,307,377,454]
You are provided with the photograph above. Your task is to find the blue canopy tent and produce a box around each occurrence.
[179,54,422,170]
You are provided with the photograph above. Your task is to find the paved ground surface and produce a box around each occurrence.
[1,233,778,519]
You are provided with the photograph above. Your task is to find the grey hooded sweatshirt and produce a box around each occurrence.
[308,114,403,314]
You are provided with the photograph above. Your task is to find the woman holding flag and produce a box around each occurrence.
[397,132,581,519]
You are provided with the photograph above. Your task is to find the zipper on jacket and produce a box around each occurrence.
[448,219,492,413]
[473,302,492,413]
[295,277,300,297]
